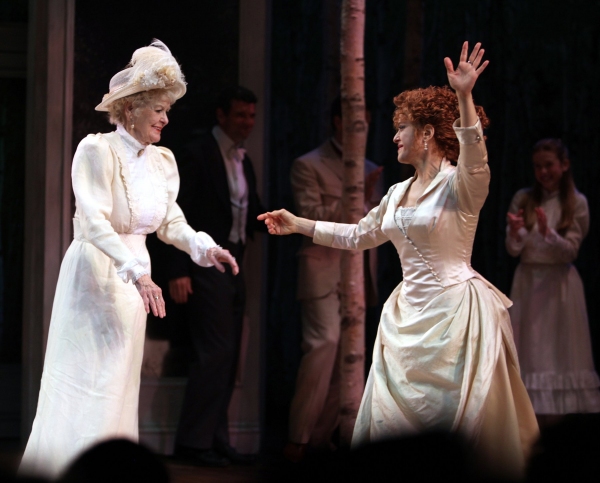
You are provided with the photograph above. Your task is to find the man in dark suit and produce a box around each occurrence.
[168,86,264,466]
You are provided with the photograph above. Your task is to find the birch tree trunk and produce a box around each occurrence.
[339,0,367,447]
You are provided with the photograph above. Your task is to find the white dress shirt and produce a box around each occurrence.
[212,125,249,244]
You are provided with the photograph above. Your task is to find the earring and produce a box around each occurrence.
[131,123,135,129]
[424,140,428,151]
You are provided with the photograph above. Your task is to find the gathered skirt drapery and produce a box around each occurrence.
[20,234,149,478]
[353,278,538,479]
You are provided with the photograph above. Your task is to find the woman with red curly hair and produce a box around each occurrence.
[259,42,538,478]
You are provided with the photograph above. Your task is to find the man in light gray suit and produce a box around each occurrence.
[286,97,382,460]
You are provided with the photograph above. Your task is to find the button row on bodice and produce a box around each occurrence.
[394,210,442,284]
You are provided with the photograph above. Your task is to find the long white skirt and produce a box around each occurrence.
[19,236,148,479]
[510,263,600,414]
[353,278,538,480]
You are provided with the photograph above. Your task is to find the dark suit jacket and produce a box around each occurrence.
[166,131,265,280]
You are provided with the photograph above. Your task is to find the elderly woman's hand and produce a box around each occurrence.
[135,274,166,318]
[206,247,239,275]
[444,41,489,96]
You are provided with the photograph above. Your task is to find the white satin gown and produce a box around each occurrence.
[313,120,539,479]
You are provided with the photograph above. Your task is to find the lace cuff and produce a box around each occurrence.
[116,258,150,283]
[190,231,219,267]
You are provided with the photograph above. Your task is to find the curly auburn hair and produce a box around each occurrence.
[393,86,490,162]
[107,88,178,126]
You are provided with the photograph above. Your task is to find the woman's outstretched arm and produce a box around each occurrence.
[257,209,316,237]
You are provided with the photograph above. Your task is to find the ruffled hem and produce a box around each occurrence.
[528,388,600,415]
[523,370,600,390]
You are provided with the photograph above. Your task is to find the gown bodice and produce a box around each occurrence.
[313,119,509,310]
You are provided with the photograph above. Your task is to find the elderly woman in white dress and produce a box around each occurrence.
[19,40,237,479]
[259,42,539,479]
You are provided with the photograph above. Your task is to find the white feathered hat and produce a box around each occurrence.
[95,39,186,111]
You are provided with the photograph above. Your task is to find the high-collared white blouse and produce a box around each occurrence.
[72,128,218,281]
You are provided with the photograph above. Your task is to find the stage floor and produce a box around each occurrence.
[164,459,260,483]
[0,443,261,482]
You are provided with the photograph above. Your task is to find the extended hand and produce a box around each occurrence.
[444,41,489,96]
[507,209,525,240]
[257,209,298,236]
[135,274,166,318]
[207,247,239,275]
[535,207,549,237]
[169,276,193,304]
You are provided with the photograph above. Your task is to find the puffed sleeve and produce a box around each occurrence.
[453,119,490,216]
[505,189,528,257]
[72,135,149,282]
[154,146,218,267]
[291,157,342,222]
[533,192,589,264]
[313,184,396,250]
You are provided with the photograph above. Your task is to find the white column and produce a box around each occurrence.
[21,0,74,439]
[228,0,270,453]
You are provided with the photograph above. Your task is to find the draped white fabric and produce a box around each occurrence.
[313,120,538,479]
[20,129,218,478]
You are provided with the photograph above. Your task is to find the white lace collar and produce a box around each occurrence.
[116,124,147,157]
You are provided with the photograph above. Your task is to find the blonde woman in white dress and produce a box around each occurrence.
[506,138,600,427]
[259,42,538,479]
[19,40,238,479]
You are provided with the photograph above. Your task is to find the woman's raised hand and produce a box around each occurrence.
[135,274,166,318]
[258,209,298,236]
[444,41,489,96]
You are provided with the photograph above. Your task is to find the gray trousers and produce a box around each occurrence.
[289,290,341,446]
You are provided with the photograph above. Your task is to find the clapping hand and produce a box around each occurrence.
[444,41,489,96]
[507,209,525,241]
[535,207,549,237]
